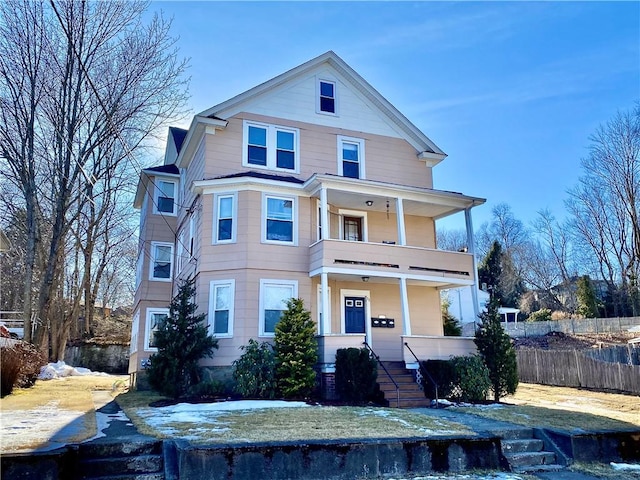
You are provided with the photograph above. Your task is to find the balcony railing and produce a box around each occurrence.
[309,239,474,280]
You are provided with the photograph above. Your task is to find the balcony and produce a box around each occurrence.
[309,239,474,285]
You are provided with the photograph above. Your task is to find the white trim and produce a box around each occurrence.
[262,193,298,246]
[130,309,140,354]
[338,208,368,242]
[337,135,366,180]
[316,76,338,116]
[242,120,300,174]
[209,279,235,337]
[309,267,475,287]
[145,308,169,352]
[195,178,306,197]
[153,179,177,216]
[213,192,237,244]
[176,229,186,273]
[340,289,371,345]
[259,279,298,337]
[149,241,174,282]
[316,283,332,334]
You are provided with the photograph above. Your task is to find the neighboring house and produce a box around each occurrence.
[129,51,485,396]
[445,286,489,326]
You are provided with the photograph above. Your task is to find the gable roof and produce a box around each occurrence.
[177,51,446,169]
[169,127,188,154]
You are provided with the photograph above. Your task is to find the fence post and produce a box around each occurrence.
[574,350,582,388]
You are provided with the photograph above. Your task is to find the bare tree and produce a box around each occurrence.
[567,105,640,316]
[0,0,188,358]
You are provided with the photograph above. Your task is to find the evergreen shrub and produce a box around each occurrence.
[232,339,277,399]
[274,298,318,399]
[449,355,490,402]
[335,347,378,403]
[147,277,218,398]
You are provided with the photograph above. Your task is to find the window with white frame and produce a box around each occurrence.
[337,136,365,179]
[264,195,295,244]
[150,242,173,281]
[244,121,299,172]
[154,180,177,215]
[209,280,235,336]
[145,308,168,350]
[318,79,336,114]
[130,310,140,354]
[214,193,236,243]
[260,280,297,336]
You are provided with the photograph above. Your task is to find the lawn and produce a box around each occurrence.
[454,383,640,432]
[116,390,474,444]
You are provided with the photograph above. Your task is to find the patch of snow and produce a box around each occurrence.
[611,462,640,471]
[83,409,131,443]
[388,473,529,480]
[38,360,109,380]
[134,400,309,441]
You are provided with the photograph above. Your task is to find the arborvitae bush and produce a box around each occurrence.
[233,339,277,399]
[274,298,318,399]
[335,347,378,403]
[527,308,552,322]
[475,299,519,402]
[147,277,218,398]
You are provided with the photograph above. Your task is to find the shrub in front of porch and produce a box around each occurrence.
[335,347,378,403]
[232,339,278,399]
[420,356,490,403]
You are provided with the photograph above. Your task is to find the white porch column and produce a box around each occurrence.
[400,277,412,336]
[320,187,329,240]
[465,207,480,327]
[396,197,406,246]
[321,272,331,334]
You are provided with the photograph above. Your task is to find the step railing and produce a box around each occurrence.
[363,341,399,408]
[404,342,439,407]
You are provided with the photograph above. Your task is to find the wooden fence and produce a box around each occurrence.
[517,348,640,395]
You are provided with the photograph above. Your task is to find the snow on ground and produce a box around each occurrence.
[38,360,109,379]
[135,400,309,441]
[0,400,86,452]
[611,462,640,471]
[388,474,530,480]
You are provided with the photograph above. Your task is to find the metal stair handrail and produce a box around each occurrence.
[362,341,400,408]
[403,342,439,408]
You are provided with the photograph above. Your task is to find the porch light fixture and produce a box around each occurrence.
[361,276,370,282]
[365,200,373,206]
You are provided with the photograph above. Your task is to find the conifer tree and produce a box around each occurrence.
[274,298,318,398]
[474,298,518,402]
[147,277,218,398]
[576,275,599,318]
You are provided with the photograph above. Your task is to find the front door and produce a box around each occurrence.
[343,216,363,242]
[344,296,366,333]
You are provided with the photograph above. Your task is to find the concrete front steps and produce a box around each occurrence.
[75,439,164,480]
[378,361,430,408]
[499,427,564,474]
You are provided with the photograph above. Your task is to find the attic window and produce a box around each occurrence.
[318,80,336,114]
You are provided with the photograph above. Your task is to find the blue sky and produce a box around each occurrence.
[150,1,639,229]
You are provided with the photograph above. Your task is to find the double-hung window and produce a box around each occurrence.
[260,279,297,336]
[150,242,173,281]
[145,308,168,351]
[264,195,295,244]
[214,193,236,243]
[337,136,365,179]
[154,180,176,215]
[318,80,336,114]
[244,121,299,173]
[209,280,235,337]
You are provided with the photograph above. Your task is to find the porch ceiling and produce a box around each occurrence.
[326,191,461,218]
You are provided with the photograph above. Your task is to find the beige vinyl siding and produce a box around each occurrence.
[208,113,433,190]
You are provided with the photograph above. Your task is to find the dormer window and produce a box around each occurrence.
[243,121,299,173]
[319,80,336,114]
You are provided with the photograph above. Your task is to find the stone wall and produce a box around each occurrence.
[64,344,129,374]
